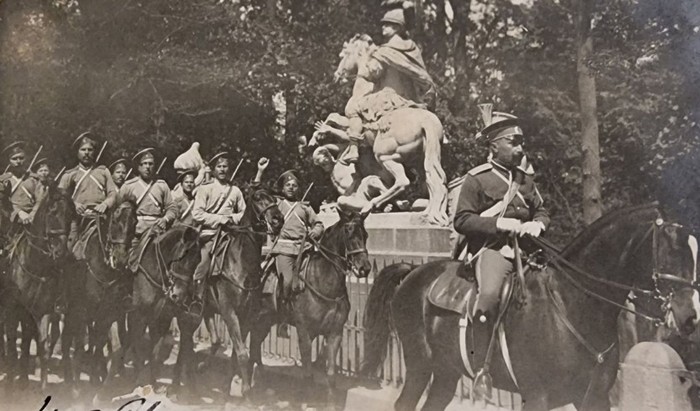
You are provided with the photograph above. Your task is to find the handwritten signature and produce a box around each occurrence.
[38,395,165,411]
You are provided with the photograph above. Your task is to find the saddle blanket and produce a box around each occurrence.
[427,262,475,316]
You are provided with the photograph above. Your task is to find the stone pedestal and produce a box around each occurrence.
[620,342,693,411]
[318,211,453,268]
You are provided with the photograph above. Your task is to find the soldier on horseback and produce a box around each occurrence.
[173,168,198,226]
[109,158,129,189]
[453,109,549,328]
[268,168,324,302]
[58,132,118,249]
[119,148,177,240]
[190,152,247,314]
[343,6,434,163]
[0,141,46,227]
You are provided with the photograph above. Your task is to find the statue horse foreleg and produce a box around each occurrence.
[364,157,410,214]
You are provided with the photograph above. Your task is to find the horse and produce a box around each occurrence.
[248,210,372,405]
[202,187,283,400]
[95,224,203,400]
[1,185,74,393]
[0,180,14,371]
[61,200,137,395]
[333,33,448,226]
[361,203,698,411]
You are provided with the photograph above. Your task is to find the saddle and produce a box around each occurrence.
[427,262,476,316]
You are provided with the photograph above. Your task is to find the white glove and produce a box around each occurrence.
[520,221,545,237]
[496,218,523,234]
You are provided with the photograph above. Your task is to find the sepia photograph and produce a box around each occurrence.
[0,0,699,410]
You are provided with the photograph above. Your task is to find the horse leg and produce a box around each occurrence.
[148,316,172,387]
[5,315,19,393]
[296,326,315,405]
[91,318,112,385]
[175,313,199,401]
[61,308,79,398]
[395,367,432,411]
[323,331,342,404]
[128,312,149,387]
[37,314,53,391]
[419,368,460,411]
[49,314,61,358]
[221,306,251,399]
[248,319,271,385]
[18,318,33,389]
[205,312,222,357]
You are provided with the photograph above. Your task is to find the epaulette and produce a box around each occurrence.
[200,180,213,186]
[467,163,492,176]
[124,177,139,185]
[94,165,107,171]
[65,165,79,174]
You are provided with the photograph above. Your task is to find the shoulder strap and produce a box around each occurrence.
[211,185,234,215]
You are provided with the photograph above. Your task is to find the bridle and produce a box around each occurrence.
[138,233,195,302]
[312,220,368,279]
[529,217,695,364]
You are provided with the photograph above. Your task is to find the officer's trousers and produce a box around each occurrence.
[473,249,513,316]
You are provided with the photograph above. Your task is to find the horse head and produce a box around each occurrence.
[163,226,201,305]
[247,188,284,236]
[326,210,371,278]
[38,186,75,260]
[633,217,699,338]
[334,34,375,83]
[577,204,700,339]
[107,200,137,270]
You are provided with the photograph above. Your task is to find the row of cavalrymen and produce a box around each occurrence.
[0,133,323,314]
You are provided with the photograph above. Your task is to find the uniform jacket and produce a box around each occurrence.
[271,198,324,256]
[453,161,549,256]
[0,172,44,222]
[173,192,196,227]
[192,179,246,238]
[119,176,177,235]
[58,165,117,212]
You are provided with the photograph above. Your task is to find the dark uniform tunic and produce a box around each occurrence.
[453,161,549,316]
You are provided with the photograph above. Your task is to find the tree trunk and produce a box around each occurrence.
[448,0,472,117]
[576,0,602,224]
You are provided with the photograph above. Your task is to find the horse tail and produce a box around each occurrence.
[421,111,448,226]
[360,262,415,377]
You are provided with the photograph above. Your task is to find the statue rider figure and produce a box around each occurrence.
[343,6,434,163]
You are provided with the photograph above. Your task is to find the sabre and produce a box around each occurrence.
[94,141,108,165]
[229,158,244,183]
[54,166,66,182]
[125,168,133,180]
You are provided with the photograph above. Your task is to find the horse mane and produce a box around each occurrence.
[561,202,659,257]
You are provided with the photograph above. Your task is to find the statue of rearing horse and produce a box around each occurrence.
[331,33,449,226]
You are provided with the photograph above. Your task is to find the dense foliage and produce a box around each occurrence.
[1,0,698,243]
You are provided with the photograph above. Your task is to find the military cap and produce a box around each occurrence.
[2,141,26,158]
[30,157,49,172]
[72,131,99,150]
[276,169,301,187]
[208,151,230,167]
[132,148,155,164]
[177,168,198,184]
[475,104,523,142]
[381,8,405,26]
[108,158,128,172]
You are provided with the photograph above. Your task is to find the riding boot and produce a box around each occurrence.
[189,280,205,316]
[471,309,496,401]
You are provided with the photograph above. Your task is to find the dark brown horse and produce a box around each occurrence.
[62,200,137,395]
[202,187,283,400]
[1,185,74,393]
[248,211,371,404]
[100,224,202,399]
[362,203,698,411]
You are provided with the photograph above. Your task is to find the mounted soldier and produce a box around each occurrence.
[342,5,434,164]
[190,152,247,314]
[267,167,324,302]
[173,168,198,226]
[453,107,549,334]
[58,132,117,251]
[119,148,177,243]
[0,141,45,227]
[109,158,129,189]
